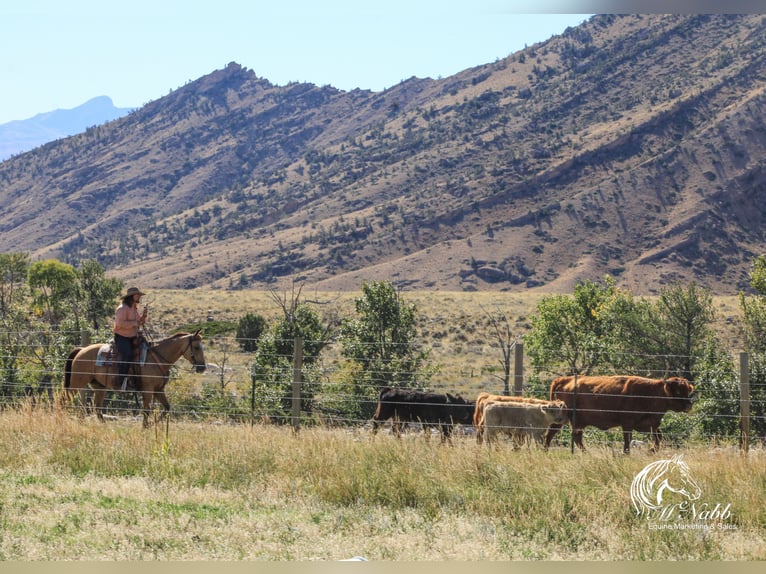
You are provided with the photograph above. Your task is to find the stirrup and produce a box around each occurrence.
[120,377,129,392]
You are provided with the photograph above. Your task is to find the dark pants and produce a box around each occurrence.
[114,334,136,382]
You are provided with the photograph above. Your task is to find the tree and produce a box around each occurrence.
[526,276,623,377]
[236,312,267,353]
[76,259,123,333]
[740,254,766,351]
[480,303,518,395]
[251,284,334,421]
[654,282,715,379]
[27,259,78,327]
[340,281,433,412]
[738,255,766,441]
[0,253,31,399]
[615,282,716,379]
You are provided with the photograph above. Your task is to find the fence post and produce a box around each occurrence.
[570,373,578,455]
[250,363,257,428]
[292,336,303,432]
[513,341,524,396]
[740,351,750,453]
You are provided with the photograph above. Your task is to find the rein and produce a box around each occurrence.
[146,336,196,376]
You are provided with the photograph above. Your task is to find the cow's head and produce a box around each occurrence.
[542,400,569,424]
[664,377,695,412]
[446,393,470,405]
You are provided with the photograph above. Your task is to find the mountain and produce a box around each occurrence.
[0,96,133,160]
[1,14,765,295]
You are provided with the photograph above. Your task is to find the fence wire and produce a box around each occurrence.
[2,331,765,449]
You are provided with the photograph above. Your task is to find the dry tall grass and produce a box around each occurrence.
[1,406,763,560]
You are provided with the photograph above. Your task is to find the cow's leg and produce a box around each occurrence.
[392,419,402,439]
[622,429,633,454]
[544,423,563,448]
[510,430,521,450]
[572,427,586,451]
[485,426,497,448]
[649,427,662,452]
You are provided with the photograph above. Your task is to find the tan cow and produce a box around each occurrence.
[473,392,551,444]
[483,400,568,448]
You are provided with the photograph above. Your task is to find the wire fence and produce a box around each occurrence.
[2,331,765,450]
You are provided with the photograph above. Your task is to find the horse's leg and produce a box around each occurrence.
[140,389,154,428]
[92,388,107,422]
[155,389,171,421]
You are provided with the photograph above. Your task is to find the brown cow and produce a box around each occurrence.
[483,400,568,448]
[473,392,550,444]
[544,375,696,454]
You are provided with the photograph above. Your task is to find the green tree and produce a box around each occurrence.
[615,282,716,379]
[738,255,766,441]
[252,290,332,421]
[526,276,623,377]
[27,259,78,327]
[340,281,433,415]
[77,259,123,333]
[236,312,267,353]
[0,253,31,398]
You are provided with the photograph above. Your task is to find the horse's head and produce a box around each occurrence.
[183,330,207,373]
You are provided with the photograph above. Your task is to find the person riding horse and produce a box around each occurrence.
[113,286,148,392]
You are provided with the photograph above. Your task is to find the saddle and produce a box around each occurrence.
[95,344,115,367]
[95,337,149,367]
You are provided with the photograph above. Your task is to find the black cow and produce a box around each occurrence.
[371,387,475,443]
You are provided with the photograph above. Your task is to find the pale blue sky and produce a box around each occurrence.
[1,1,591,124]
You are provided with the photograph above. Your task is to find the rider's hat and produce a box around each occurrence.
[125,287,145,297]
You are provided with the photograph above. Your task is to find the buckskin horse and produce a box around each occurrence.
[63,330,206,427]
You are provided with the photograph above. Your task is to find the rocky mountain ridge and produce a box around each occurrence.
[1,14,765,295]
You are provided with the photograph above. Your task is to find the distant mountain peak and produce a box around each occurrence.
[0,96,133,160]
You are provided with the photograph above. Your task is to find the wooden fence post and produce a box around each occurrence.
[250,363,257,428]
[292,336,303,432]
[513,341,524,396]
[571,373,578,455]
[740,351,750,453]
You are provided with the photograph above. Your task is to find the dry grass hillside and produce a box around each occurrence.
[1,15,766,296]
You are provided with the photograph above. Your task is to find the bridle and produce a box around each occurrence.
[147,334,203,374]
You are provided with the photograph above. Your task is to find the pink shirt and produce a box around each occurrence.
[114,303,143,338]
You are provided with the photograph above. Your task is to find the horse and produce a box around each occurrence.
[630,455,702,518]
[63,330,206,427]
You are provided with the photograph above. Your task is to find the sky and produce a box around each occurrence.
[1,1,595,125]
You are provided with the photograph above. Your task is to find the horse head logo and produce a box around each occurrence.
[630,455,702,518]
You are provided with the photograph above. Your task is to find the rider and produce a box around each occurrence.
[113,286,148,392]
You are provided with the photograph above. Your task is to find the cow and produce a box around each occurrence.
[371,387,475,443]
[473,392,551,444]
[544,375,696,454]
[483,400,569,448]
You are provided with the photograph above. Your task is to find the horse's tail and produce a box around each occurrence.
[63,348,82,389]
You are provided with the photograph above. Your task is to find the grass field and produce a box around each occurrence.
[1,407,763,561]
